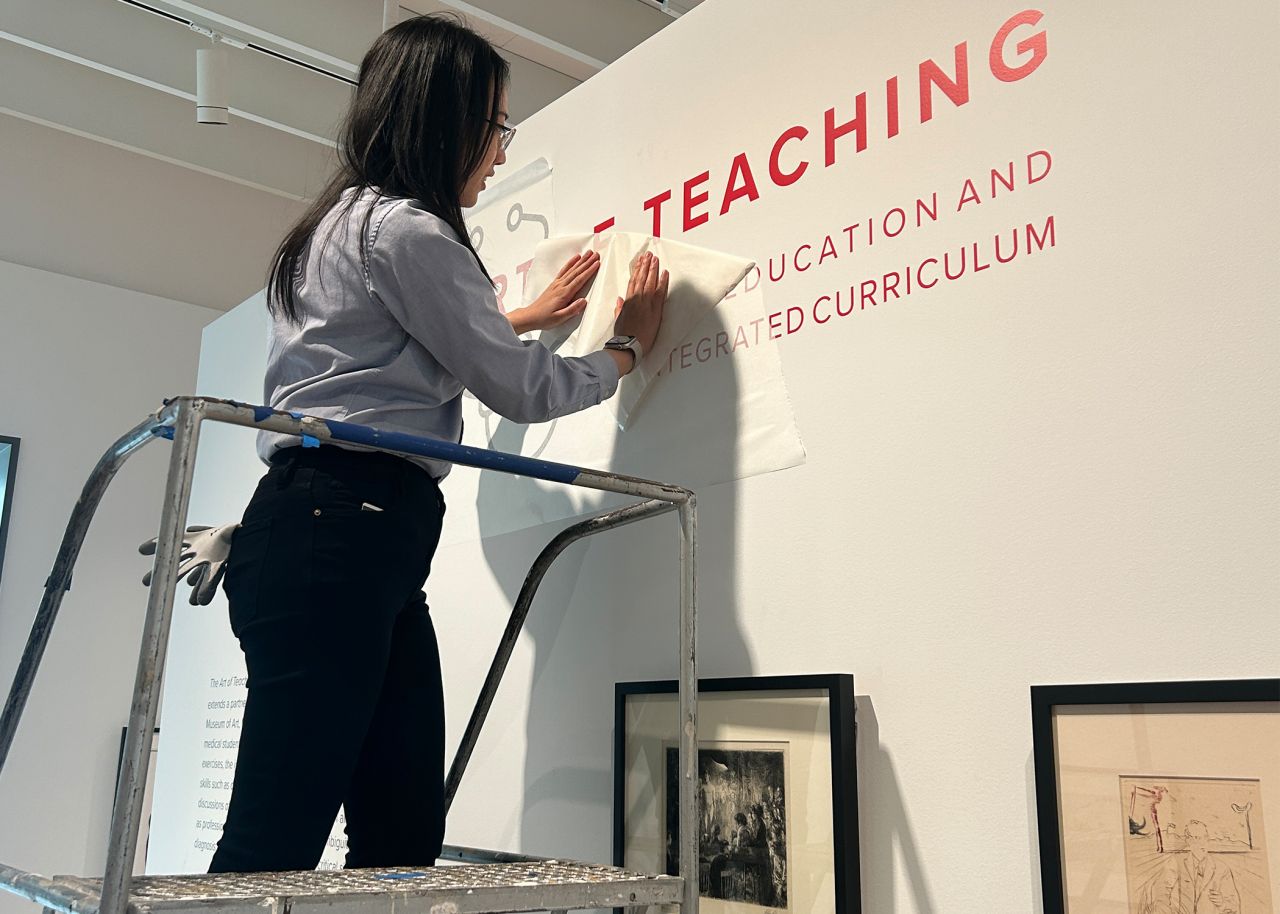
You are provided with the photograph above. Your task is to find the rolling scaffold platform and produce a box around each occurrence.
[0,396,699,914]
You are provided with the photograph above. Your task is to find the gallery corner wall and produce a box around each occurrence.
[0,260,215,914]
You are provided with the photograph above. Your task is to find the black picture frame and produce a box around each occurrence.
[614,674,859,914]
[115,726,161,875]
[1031,678,1280,913]
[0,435,20,590]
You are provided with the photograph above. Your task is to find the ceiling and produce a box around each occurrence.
[0,0,700,311]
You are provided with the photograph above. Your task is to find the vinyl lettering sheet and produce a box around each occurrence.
[528,232,754,427]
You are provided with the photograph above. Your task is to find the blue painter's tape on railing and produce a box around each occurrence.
[319,416,583,485]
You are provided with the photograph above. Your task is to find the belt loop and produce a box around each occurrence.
[281,459,302,490]
[269,446,305,489]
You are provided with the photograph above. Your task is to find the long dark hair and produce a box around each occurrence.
[267,14,508,322]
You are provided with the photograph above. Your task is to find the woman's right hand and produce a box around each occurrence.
[614,250,669,365]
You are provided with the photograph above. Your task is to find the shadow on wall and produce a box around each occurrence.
[856,695,939,914]
[473,305,756,862]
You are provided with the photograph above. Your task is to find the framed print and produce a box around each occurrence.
[1031,679,1280,913]
[116,726,161,875]
[0,435,19,590]
[614,674,858,914]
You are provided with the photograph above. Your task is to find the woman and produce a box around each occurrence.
[210,14,668,873]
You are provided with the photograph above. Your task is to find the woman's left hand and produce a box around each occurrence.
[507,251,601,334]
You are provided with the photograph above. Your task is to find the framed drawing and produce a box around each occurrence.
[614,674,858,914]
[1031,679,1280,913]
[0,435,19,590]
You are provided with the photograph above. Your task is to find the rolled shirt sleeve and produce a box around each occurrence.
[367,200,619,424]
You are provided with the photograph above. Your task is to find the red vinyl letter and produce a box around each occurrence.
[683,171,711,232]
[990,10,1047,82]
[824,94,867,165]
[643,189,673,237]
[885,77,900,139]
[919,43,970,123]
[769,126,810,186]
[720,153,761,215]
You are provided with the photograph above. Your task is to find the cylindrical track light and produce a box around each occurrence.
[196,47,229,125]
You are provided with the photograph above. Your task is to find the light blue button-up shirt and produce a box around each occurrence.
[257,188,620,478]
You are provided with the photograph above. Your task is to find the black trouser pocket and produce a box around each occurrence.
[223,518,273,638]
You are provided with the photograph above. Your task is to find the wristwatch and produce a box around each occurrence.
[604,335,644,366]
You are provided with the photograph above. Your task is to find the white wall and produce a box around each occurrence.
[149,1,1278,911]
[0,260,215,914]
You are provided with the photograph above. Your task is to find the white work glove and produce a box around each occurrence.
[139,523,238,606]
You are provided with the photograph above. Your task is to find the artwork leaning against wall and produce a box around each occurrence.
[0,436,19,590]
[1032,679,1280,914]
[615,674,859,914]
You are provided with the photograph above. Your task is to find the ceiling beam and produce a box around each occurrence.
[131,0,360,78]
[0,30,336,148]
[423,0,605,82]
[632,0,680,18]
[0,107,307,201]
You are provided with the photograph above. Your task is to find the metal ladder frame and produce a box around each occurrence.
[0,396,699,914]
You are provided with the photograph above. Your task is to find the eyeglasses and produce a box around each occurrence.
[492,121,516,151]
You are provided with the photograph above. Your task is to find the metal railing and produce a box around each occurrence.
[0,396,699,914]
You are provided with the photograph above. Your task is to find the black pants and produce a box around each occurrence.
[209,446,446,872]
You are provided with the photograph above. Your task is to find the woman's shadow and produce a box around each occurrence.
[466,300,751,864]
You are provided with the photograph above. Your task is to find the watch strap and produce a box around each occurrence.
[605,335,644,364]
